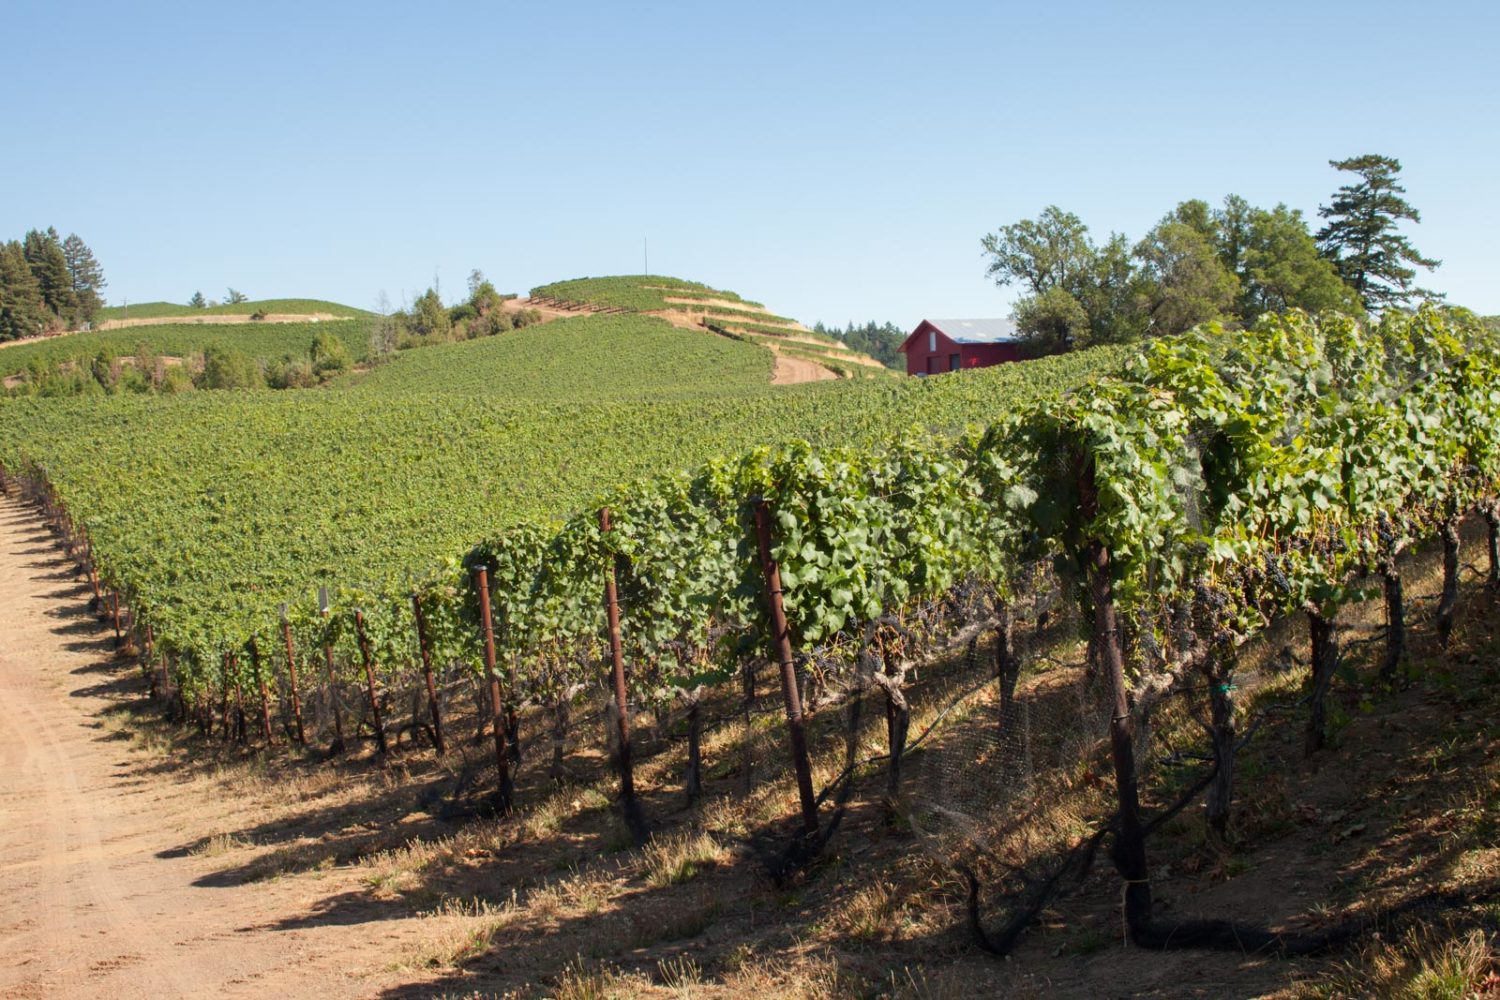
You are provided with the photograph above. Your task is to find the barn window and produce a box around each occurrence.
[949,353,961,371]
[928,330,936,352]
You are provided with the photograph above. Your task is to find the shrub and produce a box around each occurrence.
[159,365,195,394]
[309,331,352,382]
[199,345,264,389]
[266,354,317,389]
[119,366,151,394]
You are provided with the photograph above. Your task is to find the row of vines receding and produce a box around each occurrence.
[4,304,1498,956]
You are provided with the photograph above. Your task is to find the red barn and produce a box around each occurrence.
[898,318,1025,376]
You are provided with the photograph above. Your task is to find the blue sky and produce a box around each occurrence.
[6,0,1497,328]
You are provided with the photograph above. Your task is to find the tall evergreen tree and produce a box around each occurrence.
[61,233,106,324]
[1163,195,1358,323]
[189,291,207,309]
[1316,154,1440,310]
[818,319,905,367]
[0,241,48,341]
[23,228,74,323]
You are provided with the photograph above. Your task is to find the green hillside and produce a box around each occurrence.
[0,318,373,378]
[96,298,371,321]
[348,314,774,399]
[529,276,765,313]
[531,275,895,378]
[0,313,1128,645]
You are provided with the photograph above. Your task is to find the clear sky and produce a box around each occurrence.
[6,0,1497,329]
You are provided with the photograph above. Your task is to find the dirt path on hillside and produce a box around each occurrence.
[0,496,423,999]
[770,348,838,384]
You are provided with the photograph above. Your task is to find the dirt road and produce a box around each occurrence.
[0,496,421,999]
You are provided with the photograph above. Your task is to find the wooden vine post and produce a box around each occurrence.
[144,622,158,700]
[599,507,648,845]
[1436,512,1461,649]
[1380,562,1406,682]
[352,610,389,754]
[472,566,514,813]
[319,590,345,751]
[1304,608,1339,755]
[218,652,233,742]
[84,538,101,607]
[229,654,247,745]
[1486,502,1500,588]
[279,605,306,745]
[249,637,274,748]
[752,497,820,841]
[410,593,446,756]
[1078,458,1153,942]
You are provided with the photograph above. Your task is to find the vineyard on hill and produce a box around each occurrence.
[531,275,894,379]
[0,313,1127,660]
[3,303,1497,992]
[346,314,775,399]
[0,318,374,380]
[96,298,371,321]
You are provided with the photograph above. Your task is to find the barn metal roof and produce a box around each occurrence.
[924,318,1020,344]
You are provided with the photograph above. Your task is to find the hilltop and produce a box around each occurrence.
[96,298,371,323]
[530,275,895,381]
[5,276,901,392]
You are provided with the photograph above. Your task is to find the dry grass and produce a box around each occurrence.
[1288,923,1497,999]
[526,866,616,921]
[719,948,864,998]
[641,830,726,888]
[655,954,704,996]
[552,957,653,1000]
[830,882,903,943]
[188,831,255,857]
[399,896,520,970]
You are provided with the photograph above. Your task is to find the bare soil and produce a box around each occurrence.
[770,348,839,385]
[502,298,588,323]
[0,496,430,999]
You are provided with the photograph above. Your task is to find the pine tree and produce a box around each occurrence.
[189,291,207,309]
[0,240,48,341]
[1316,154,1440,310]
[23,228,74,324]
[225,288,248,305]
[61,233,107,325]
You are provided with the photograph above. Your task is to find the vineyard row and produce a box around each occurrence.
[4,305,1497,951]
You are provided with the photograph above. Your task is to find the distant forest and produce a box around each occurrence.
[812,320,906,368]
[0,228,107,341]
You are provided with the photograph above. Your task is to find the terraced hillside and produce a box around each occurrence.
[530,275,893,381]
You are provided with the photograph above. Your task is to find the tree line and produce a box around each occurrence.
[12,331,356,397]
[0,228,107,341]
[186,289,250,309]
[809,320,906,368]
[982,154,1441,354]
[368,270,542,356]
